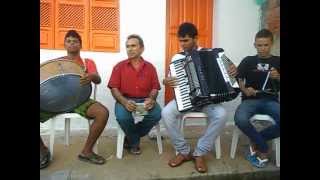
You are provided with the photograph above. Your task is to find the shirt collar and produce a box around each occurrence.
[125,57,146,67]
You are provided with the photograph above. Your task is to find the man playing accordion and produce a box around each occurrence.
[162,22,237,173]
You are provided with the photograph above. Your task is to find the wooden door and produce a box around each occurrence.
[165,0,213,104]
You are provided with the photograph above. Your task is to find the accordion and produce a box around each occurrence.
[169,48,240,112]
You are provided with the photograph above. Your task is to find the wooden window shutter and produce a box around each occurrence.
[90,0,119,52]
[40,0,55,48]
[54,0,89,50]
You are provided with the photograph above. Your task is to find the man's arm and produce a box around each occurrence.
[89,73,101,84]
[270,67,280,81]
[228,63,238,78]
[162,77,178,88]
[80,73,101,85]
[148,89,158,100]
[238,79,257,97]
[144,89,158,110]
[111,88,136,112]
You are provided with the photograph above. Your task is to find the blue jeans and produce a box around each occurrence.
[162,100,227,156]
[234,98,280,153]
[115,98,161,148]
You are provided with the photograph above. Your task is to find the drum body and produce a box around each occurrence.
[40,59,92,113]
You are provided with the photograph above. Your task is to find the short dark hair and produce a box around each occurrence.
[127,34,144,48]
[64,30,82,45]
[177,22,198,38]
[255,29,273,42]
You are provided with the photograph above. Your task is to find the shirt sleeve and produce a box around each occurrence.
[85,59,98,74]
[236,57,249,79]
[150,65,161,90]
[107,64,121,89]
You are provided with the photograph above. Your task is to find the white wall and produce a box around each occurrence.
[40,0,260,131]
[214,0,260,124]
[214,0,260,65]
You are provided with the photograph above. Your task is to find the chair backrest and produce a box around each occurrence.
[250,114,275,132]
[182,112,207,119]
[182,112,208,127]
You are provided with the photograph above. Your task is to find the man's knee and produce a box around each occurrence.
[152,112,161,123]
[234,113,251,128]
[89,103,109,124]
[216,106,227,121]
[161,106,170,120]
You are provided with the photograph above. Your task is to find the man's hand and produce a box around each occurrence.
[80,73,94,85]
[124,100,137,112]
[144,98,155,110]
[228,64,238,78]
[270,67,280,80]
[243,87,257,97]
[163,77,178,88]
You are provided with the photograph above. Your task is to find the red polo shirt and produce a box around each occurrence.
[60,56,98,74]
[108,58,160,98]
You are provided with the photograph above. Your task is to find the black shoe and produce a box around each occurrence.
[124,136,130,149]
[128,146,141,155]
[40,149,51,169]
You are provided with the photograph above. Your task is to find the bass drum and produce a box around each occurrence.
[40,58,92,113]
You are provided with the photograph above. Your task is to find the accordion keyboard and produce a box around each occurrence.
[169,58,193,112]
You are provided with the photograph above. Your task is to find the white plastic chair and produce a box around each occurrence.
[49,84,99,160]
[230,114,280,167]
[180,112,222,159]
[116,120,163,159]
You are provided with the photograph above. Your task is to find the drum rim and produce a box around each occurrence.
[40,58,77,67]
[40,73,83,85]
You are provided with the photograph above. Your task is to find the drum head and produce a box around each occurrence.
[40,74,92,113]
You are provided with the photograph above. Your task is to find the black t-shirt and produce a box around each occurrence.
[237,55,280,101]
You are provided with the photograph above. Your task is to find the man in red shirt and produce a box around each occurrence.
[40,30,109,168]
[108,34,161,155]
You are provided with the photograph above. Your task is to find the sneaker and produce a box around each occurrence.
[128,146,141,155]
[246,154,268,168]
[249,145,257,156]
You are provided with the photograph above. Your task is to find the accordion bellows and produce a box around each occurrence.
[169,48,239,112]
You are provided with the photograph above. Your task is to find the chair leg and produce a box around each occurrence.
[215,135,221,159]
[65,118,70,146]
[230,127,241,159]
[117,127,125,159]
[49,119,56,160]
[275,138,280,167]
[155,124,163,154]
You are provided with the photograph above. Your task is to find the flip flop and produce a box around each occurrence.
[78,153,106,165]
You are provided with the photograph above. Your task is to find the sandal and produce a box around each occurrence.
[168,153,192,167]
[193,156,207,173]
[78,153,106,165]
[40,149,51,169]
